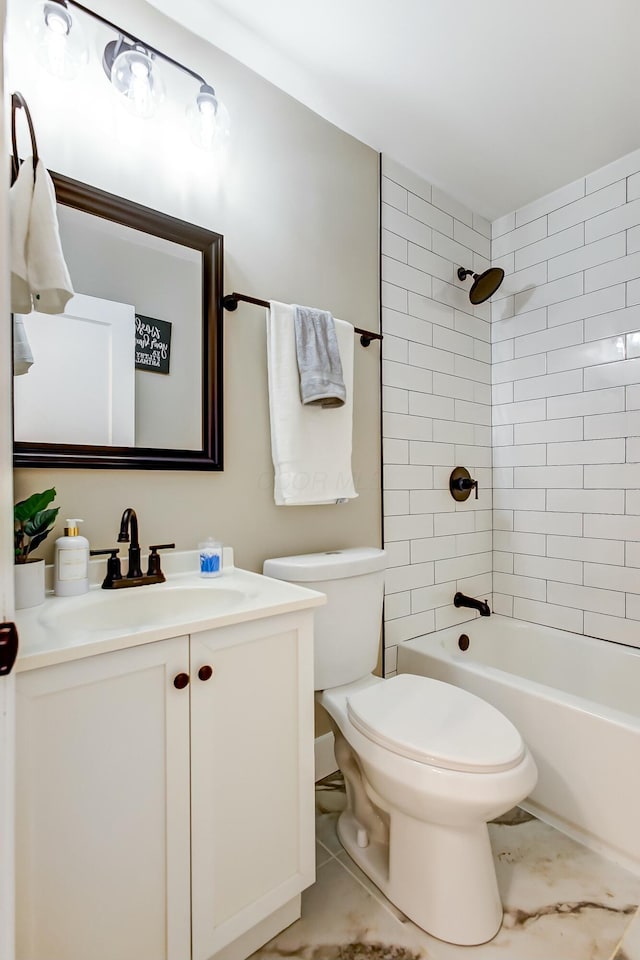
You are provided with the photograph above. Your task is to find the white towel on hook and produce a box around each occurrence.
[9,156,74,374]
[10,158,35,375]
[10,157,34,315]
[13,315,34,376]
[267,300,358,506]
[27,159,74,314]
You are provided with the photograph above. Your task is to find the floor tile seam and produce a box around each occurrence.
[333,851,410,931]
[316,837,340,859]
[608,904,640,960]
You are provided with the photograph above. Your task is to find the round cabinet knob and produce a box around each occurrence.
[198,665,213,682]
[173,672,190,689]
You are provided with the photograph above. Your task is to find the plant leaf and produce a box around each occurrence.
[24,508,59,538]
[14,488,57,523]
[28,531,50,555]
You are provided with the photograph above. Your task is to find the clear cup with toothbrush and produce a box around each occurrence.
[199,538,222,578]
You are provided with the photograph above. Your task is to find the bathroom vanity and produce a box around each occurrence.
[14,552,325,960]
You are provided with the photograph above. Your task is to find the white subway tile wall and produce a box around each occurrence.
[490,148,640,646]
[381,148,640,670]
[381,157,493,675]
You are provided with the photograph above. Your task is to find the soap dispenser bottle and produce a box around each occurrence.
[54,519,90,596]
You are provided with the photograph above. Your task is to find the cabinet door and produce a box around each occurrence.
[190,613,315,960]
[16,636,191,960]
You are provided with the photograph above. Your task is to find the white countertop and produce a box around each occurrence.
[15,549,326,672]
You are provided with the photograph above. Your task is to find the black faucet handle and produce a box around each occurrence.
[147,543,175,577]
[90,549,122,588]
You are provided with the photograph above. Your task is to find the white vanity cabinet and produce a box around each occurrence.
[15,610,315,960]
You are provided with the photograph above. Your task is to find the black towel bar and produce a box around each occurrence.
[222,291,383,347]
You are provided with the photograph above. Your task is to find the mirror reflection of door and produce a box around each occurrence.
[56,206,203,451]
[13,293,136,447]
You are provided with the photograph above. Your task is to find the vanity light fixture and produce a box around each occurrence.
[27,0,229,145]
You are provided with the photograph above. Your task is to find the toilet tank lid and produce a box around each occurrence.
[263,547,386,582]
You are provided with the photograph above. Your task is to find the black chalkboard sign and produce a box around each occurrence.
[135,315,172,374]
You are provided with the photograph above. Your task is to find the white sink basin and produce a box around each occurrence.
[38,582,249,634]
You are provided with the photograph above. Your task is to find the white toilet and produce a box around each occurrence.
[264,547,538,946]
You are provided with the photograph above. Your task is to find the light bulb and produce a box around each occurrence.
[187,84,230,150]
[27,0,88,80]
[45,5,70,34]
[108,43,165,119]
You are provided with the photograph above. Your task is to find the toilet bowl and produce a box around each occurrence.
[263,548,538,946]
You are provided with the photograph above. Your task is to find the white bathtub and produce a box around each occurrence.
[397,614,640,874]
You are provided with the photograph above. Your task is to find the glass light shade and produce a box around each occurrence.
[27,0,88,80]
[110,46,165,119]
[187,87,230,150]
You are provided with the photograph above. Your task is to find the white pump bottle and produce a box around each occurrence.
[54,519,90,596]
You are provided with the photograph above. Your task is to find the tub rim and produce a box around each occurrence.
[398,616,640,731]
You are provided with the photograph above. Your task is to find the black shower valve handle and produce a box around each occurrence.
[457,475,478,497]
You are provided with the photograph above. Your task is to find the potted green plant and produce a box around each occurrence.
[14,488,59,609]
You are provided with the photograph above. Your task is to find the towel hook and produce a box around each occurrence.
[11,92,39,183]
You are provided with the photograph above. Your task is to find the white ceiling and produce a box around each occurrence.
[148,0,640,220]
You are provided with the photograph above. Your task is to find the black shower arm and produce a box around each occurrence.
[457,267,476,281]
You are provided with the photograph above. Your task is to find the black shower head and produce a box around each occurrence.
[457,266,505,304]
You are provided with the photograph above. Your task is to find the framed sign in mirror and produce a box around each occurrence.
[13,172,223,470]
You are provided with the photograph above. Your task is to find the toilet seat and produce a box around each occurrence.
[347,674,525,774]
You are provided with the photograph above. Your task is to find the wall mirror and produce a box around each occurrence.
[13,172,223,470]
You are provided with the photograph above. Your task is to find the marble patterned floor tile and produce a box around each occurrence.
[443,816,640,960]
[250,774,640,960]
[250,855,433,960]
[612,908,640,960]
[336,848,409,925]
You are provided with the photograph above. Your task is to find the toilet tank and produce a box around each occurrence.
[263,548,386,691]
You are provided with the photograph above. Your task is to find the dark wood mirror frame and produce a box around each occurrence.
[13,172,224,471]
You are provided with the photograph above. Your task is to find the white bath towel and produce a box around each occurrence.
[267,301,358,506]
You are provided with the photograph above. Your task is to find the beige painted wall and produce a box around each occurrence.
[9,0,381,578]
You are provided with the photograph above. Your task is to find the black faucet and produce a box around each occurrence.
[454,592,491,617]
[118,507,142,579]
[89,507,175,589]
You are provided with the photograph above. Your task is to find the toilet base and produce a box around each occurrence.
[337,809,389,892]
[329,721,504,946]
[388,810,502,945]
[337,806,502,946]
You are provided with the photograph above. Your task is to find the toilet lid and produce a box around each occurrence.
[347,675,525,773]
